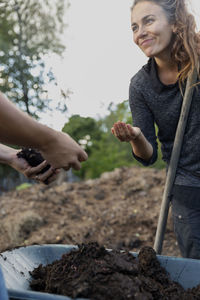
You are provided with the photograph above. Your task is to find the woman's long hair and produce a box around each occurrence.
[131,0,200,84]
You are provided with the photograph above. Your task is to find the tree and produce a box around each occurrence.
[62,115,103,154]
[0,0,69,118]
[62,115,103,178]
[62,103,134,179]
[62,101,165,180]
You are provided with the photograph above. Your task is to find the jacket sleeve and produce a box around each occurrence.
[129,79,158,166]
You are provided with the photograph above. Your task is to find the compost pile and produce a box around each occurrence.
[0,147,180,256]
[30,242,200,300]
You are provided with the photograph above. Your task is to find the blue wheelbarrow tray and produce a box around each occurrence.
[0,244,200,300]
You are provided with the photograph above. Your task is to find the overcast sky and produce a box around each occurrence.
[40,0,200,130]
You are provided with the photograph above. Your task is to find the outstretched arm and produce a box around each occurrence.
[0,92,88,170]
[0,143,59,184]
[111,121,153,161]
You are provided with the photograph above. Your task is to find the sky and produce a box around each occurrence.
[40,0,200,130]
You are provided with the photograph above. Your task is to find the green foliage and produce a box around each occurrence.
[0,0,69,118]
[62,115,102,156]
[16,182,32,191]
[77,133,134,179]
[103,101,132,131]
[62,115,104,178]
[62,100,165,180]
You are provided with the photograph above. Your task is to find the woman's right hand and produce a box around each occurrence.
[111,121,141,142]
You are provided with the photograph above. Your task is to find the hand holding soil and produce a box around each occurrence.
[23,161,60,185]
[0,93,87,172]
[8,148,57,185]
[17,148,60,185]
[39,131,88,171]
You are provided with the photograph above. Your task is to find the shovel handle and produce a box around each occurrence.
[154,68,198,254]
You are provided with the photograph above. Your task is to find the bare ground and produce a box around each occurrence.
[0,166,180,257]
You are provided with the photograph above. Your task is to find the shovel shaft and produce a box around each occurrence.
[154,68,198,254]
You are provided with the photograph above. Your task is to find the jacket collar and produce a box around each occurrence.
[142,58,179,94]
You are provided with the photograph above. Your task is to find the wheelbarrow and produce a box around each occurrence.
[1,244,200,300]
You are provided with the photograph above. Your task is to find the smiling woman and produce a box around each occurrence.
[111,0,200,259]
[131,0,199,84]
[131,2,175,64]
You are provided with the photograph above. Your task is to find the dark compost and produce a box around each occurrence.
[30,242,200,300]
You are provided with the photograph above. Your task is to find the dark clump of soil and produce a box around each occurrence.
[17,148,51,184]
[30,242,200,300]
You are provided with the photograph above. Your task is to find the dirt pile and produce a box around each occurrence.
[30,242,200,299]
[0,165,180,256]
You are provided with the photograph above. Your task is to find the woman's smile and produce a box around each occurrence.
[140,38,154,47]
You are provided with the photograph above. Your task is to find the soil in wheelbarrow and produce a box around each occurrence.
[30,242,200,300]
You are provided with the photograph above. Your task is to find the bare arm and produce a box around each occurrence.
[0,93,88,170]
[0,143,18,165]
[0,92,59,148]
[0,143,60,184]
[111,121,153,161]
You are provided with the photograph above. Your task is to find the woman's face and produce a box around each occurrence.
[131,1,174,58]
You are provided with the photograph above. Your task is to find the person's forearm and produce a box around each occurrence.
[130,131,153,161]
[0,93,56,150]
[0,144,18,165]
